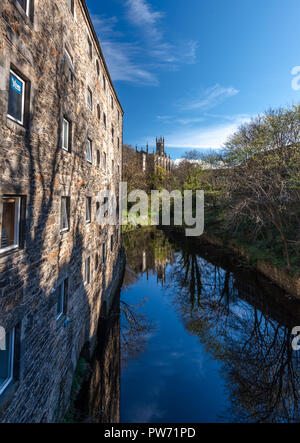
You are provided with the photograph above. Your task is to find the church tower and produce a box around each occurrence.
[156,137,165,156]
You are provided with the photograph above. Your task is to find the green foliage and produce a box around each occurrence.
[62,358,87,423]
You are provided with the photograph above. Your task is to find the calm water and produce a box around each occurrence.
[120,228,300,423]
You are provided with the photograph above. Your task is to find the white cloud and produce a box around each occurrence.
[91,9,198,85]
[101,41,158,85]
[126,0,164,40]
[182,84,239,112]
[165,116,251,150]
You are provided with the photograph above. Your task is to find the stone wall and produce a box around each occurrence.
[0,0,124,422]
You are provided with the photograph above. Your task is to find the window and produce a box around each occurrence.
[0,327,15,396]
[17,0,30,16]
[60,197,70,232]
[118,110,120,122]
[111,126,114,144]
[111,160,114,174]
[103,112,106,129]
[86,139,92,163]
[88,37,92,59]
[1,197,21,253]
[103,197,109,218]
[111,95,114,109]
[96,60,100,77]
[66,0,74,15]
[84,256,91,284]
[87,88,92,110]
[102,243,106,264]
[8,70,26,125]
[56,279,68,321]
[110,234,114,252]
[86,197,91,223]
[103,75,106,91]
[97,150,101,167]
[97,104,101,121]
[62,118,71,152]
[95,253,99,270]
[103,152,107,171]
[118,165,120,177]
[64,49,74,84]
[117,137,120,150]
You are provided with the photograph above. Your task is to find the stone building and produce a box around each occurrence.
[135,137,172,173]
[0,0,124,422]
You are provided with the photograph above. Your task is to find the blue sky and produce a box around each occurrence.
[86,0,300,159]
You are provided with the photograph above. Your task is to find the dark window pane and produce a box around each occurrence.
[16,0,27,12]
[1,198,18,249]
[0,329,14,391]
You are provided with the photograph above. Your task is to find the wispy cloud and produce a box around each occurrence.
[157,115,204,125]
[164,115,251,150]
[182,84,239,111]
[91,1,198,85]
[126,0,164,40]
[92,14,157,85]
[101,41,158,85]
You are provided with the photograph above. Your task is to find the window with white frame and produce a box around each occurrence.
[8,70,26,125]
[60,197,70,232]
[64,49,74,83]
[86,197,92,223]
[0,327,15,396]
[87,88,92,110]
[1,197,21,253]
[111,126,114,144]
[88,37,92,59]
[86,139,92,163]
[84,256,91,284]
[103,152,107,171]
[62,118,71,152]
[56,279,67,320]
[17,0,30,16]
[66,0,74,15]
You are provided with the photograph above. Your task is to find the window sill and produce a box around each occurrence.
[6,117,27,134]
[60,229,70,235]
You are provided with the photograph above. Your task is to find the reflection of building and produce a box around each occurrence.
[123,228,174,287]
[74,296,120,423]
[0,0,123,422]
[135,137,172,173]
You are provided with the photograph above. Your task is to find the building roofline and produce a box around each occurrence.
[80,0,124,115]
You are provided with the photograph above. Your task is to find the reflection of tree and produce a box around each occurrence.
[120,299,154,367]
[166,235,300,423]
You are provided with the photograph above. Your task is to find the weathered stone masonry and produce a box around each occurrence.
[0,0,124,422]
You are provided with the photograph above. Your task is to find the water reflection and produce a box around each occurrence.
[121,228,300,423]
[74,296,120,423]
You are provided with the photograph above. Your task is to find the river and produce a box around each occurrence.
[77,227,300,423]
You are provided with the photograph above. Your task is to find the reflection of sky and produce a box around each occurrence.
[121,268,231,423]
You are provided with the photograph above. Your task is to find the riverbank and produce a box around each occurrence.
[161,225,300,300]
